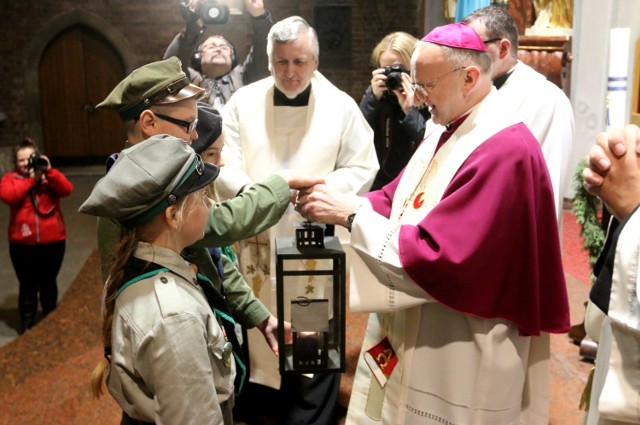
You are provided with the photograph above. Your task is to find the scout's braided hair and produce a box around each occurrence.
[89,226,139,398]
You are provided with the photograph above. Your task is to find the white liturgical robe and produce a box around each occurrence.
[497,61,574,220]
[219,70,378,389]
[345,90,569,425]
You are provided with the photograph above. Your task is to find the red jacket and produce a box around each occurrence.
[0,168,73,245]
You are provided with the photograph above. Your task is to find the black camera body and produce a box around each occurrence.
[181,1,230,25]
[28,152,48,171]
[200,1,230,25]
[383,65,410,91]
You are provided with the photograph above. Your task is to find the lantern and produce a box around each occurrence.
[275,222,346,374]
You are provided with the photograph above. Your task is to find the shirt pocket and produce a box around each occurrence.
[206,318,235,398]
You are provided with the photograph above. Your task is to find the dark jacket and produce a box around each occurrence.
[164,12,272,107]
[359,86,430,190]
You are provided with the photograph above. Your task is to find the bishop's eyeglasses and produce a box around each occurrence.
[411,66,465,98]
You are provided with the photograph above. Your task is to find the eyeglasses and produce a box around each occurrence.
[202,43,231,52]
[153,112,198,134]
[482,38,502,45]
[412,66,465,98]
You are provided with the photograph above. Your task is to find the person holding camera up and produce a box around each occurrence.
[164,0,272,110]
[0,137,73,332]
[359,32,430,191]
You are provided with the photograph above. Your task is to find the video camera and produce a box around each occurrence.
[182,1,230,25]
[28,152,48,172]
[383,65,410,91]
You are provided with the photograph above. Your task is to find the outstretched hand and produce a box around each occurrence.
[272,172,325,206]
[285,175,325,191]
[256,315,291,355]
[296,184,359,228]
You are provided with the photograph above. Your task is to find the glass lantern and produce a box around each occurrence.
[275,223,346,374]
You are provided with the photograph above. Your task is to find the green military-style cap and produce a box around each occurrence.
[97,57,204,121]
[79,135,219,227]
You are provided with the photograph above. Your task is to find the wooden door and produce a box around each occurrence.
[39,25,126,164]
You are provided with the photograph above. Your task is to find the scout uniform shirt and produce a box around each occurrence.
[107,242,235,424]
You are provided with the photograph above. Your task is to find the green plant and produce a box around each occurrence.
[571,159,606,276]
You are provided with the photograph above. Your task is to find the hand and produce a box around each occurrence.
[34,169,44,182]
[181,0,204,35]
[370,68,388,100]
[583,125,640,190]
[255,315,292,356]
[186,0,203,12]
[284,175,325,191]
[296,184,359,228]
[290,179,326,209]
[273,172,325,204]
[29,155,51,181]
[583,125,640,220]
[393,73,415,115]
[39,154,52,171]
[245,0,265,17]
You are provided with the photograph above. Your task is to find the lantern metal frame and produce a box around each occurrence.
[275,234,346,375]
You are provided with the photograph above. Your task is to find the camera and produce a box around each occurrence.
[28,152,48,171]
[383,65,410,91]
[181,1,230,25]
[199,1,230,25]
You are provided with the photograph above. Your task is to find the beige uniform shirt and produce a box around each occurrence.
[107,243,234,424]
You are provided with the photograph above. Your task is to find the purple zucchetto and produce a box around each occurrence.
[421,23,487,52]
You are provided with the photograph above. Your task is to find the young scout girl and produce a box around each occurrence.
[80,135,238,425]
[191,103,238,268]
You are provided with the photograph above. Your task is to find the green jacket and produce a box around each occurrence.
[97,174,290,327]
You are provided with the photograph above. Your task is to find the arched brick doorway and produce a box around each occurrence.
[39,25,126,164]
[23,10,136,166]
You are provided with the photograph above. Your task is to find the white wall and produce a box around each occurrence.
[423,0,449,35]
[569,0,640,197]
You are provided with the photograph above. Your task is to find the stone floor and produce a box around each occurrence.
[0,169,595,424]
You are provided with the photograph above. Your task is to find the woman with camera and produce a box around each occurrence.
[360,31,431,191]
[0,137,73,332]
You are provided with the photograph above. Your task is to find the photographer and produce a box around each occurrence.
[164,0,272,109]
[359,32,430,190]
[0,137,73,332]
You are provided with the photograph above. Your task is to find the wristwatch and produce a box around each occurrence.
[347,212,356,233]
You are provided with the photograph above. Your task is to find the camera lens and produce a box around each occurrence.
[385,73,403,91]
[28,152,48,171]
[35,157,48,171]
[383,65,409,91]
[205,7,221,19]
[200,1,230,24]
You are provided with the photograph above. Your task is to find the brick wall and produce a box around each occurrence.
[0,0,424,164]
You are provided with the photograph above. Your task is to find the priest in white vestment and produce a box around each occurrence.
[297,23,570,425]
[216,16,379,424]
[463,6,574,221]
[581,124,640,425]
